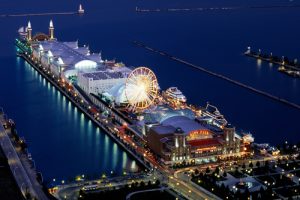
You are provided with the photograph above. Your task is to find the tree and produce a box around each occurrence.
[199,172,204,178]
[205,167,210,174]
[249,162,254,168]
[256,161,261,168]
[140,181,145,188]
[194,168,199,175]
[223,171,227,177]
[215,167,220,175]
[155,179,160,186]
[264,160,269,169]
[242,163,246,170]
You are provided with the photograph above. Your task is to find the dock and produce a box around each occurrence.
[133,41,300,111]
[244,47,300,78]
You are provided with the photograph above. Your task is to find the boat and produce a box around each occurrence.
[278,66,300,78]
[163,87,187,103]
[286,70,300,78]
[202,103,227,126]
[242,133,254,144]
[18,26,27,39]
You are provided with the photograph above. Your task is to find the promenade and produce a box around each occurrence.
[0,113,48,200]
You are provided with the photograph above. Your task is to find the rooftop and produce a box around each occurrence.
[37,40,103,68]
[150,125,177,135]
[81,71,125,80]
[162,116,208,135]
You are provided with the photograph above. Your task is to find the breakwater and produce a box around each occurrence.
[0,12,77,18]
[244,47,300,78]
[135,4,300,13]
[133,41,300,111]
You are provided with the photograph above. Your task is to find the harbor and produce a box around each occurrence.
[244,47,300,78]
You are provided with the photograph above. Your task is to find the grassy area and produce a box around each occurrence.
[278,161,300,171]
[256,174,295,188]
[275,185,300,198]
[228,170,247,179]
[244,167,276,176]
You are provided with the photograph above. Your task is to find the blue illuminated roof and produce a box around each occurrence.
[162,116,207,134]
[151,125,176,135]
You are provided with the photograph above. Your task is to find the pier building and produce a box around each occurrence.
[146,118,243,164]
[17,20,254,168]
[28,20,131,87]
[77,71,127,95]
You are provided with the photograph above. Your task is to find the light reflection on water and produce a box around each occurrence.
[12,59,141,181]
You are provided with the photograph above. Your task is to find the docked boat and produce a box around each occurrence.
[278,66,300,78]
[163,87,187,103]
[18,26,27,40]
[202,103,227,126]
[242,133,254,144]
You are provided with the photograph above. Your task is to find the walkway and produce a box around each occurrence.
[0,114,48,200]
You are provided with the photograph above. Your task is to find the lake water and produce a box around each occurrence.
[0,0,299,181]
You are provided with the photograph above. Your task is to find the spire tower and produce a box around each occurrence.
[49,20,54,40]
[27,21,32,41]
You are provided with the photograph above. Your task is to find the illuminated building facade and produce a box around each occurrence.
[146,116,247,165]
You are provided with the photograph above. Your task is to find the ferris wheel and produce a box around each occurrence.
[125,67,159,111]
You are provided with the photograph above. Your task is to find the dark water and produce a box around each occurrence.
[0,0,300,181]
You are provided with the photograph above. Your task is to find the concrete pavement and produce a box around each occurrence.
[0,114,48,200]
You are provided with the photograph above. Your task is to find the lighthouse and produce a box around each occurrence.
[49,20,55,40]
[27,21,32,41]
[78,4,84,14]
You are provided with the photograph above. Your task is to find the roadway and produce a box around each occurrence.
[54,173,159,200]
[0,114,48,200]
[125,187,167,200]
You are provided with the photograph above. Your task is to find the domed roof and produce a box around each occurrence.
[74,60,97,69]
[107,83,128,105]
